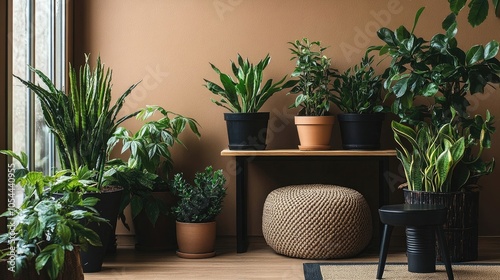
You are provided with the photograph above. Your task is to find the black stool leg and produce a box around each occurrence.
[377,224,393,279]
[436,226,454,280]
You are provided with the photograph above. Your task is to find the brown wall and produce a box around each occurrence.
[0,0,9,234]
[73,0,500,236]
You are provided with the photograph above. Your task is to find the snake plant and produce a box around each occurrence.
[392,110,495,192]
[14,54,140,188]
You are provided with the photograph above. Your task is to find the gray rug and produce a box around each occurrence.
[303,262,500,280]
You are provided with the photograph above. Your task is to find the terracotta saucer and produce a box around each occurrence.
[298,144,331,151]
[176,250,216,259]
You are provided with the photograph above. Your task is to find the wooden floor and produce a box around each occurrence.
[84,236,500,280]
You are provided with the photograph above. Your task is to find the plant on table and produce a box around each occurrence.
[204,53,297,113]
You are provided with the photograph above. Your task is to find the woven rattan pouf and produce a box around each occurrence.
[262,184,372,259]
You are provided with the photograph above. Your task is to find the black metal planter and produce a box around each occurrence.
[337,113,384,150]
[224,112,270,150]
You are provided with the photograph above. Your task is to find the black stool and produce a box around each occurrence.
[377,204,453,280]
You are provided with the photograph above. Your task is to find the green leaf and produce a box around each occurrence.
[450,0,467,14]
[468,0,489,27]
[436,150,453,191]
[422,83,439,97]
[466,45,485,65]
[484,40,500,60]
[411,7,426,34]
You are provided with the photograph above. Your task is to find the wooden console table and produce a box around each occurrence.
[220,149,397,253]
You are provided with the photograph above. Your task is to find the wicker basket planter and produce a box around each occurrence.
[403,189,479,262]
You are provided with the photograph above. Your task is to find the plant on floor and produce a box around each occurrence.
[288,38,336,116]
[0,152,106,280]
[14,54,140,188]
[204,54,296,113]
[371,7,499,187]
[107,105,200,226]
[170,166,226,223]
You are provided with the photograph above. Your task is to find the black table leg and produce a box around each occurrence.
[236,156,248,253]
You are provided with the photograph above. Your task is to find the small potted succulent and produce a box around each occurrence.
[288,38,337,150]
[170,166,227,259]
[331,55,385,150]
[204,54,296,150]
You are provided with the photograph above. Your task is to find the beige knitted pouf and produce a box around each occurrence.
[262,184,372,259]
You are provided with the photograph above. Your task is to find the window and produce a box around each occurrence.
[12,0,66,202]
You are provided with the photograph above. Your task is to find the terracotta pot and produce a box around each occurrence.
[175,221,216,258]
[295,115,335,150]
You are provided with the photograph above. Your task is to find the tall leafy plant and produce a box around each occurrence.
[107,105,201,225]
[288,38,336,116]
[204,54,296,113]
[15,54,140,188]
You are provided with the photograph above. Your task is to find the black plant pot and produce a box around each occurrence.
[80,188,123,272]
[338,113,384,150]
[403,189,479,262]
[224,112,270,150]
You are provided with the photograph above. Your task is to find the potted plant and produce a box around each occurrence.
[372,7,500,261]
[204,54,296,150]
[0,152,105,280]
[14,54,141,271]
[331,55,385,150]
[170,166,227,259]
[107,105,200,251]
[288,38,337,150]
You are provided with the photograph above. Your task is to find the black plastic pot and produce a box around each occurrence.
[80,187,123,272]
[134,191,177,251]
[337,113,384,150]
[224,112,270,150]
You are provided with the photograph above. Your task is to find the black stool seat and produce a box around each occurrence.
[379,204,447,226]
[376,204,454,280]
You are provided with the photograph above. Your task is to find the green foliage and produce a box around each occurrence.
[204,54,296,113]
[373,7,500,127]
[0,165,106,280]
[331,55,384,114]
[14,54,140,188]
[392,110,495,192]
[288,38,336,116]
[373,7,498,190]
[449,0,499,27]
[170,166,226,223]
[107,105,201,226]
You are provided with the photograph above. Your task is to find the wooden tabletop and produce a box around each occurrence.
[220,149,397,157]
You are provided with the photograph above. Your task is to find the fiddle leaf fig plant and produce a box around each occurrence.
[288,38,336,116]
[204,54,296,113]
